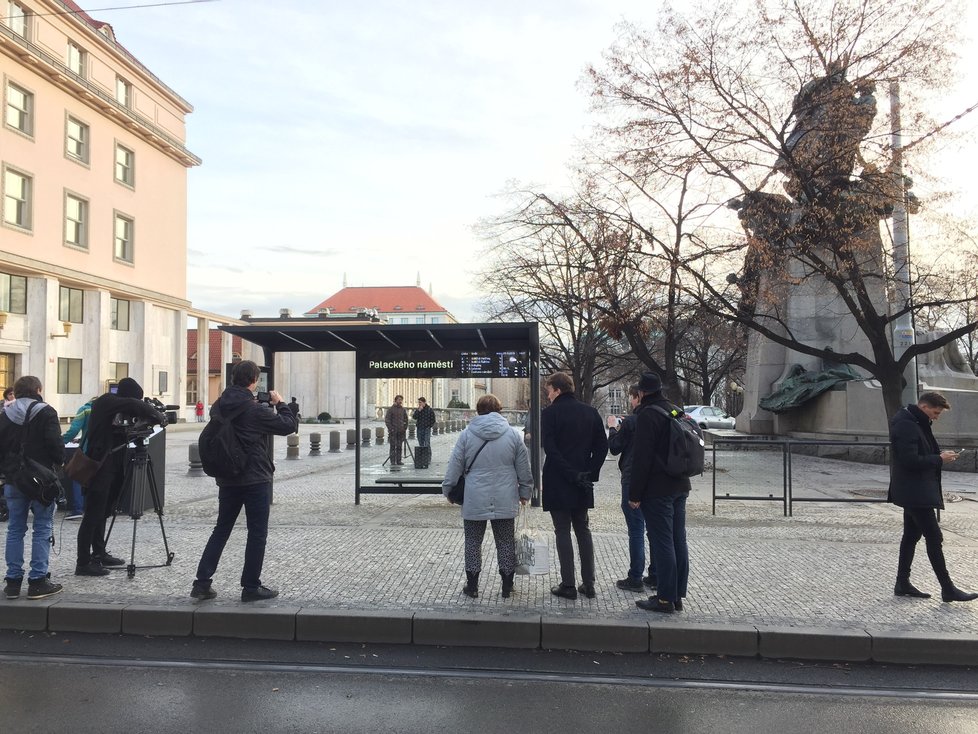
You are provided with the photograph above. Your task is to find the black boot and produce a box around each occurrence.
[942,586,978,602]
[894,579,931,598]
[501,572,514,598]
[462,572,479,598]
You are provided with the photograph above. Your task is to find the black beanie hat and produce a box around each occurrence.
[117,377,143,399]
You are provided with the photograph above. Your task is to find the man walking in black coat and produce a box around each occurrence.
[541,372,608,600]
[888,391,976,603]
[629,372,693,614]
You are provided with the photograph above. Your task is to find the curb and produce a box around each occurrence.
[2,602,977,666]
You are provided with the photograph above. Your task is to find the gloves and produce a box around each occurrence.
[575,471,594,492]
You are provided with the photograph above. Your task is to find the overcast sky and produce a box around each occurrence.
[95,0,977,322]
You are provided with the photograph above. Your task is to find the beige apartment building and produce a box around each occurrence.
[0,0,216,419]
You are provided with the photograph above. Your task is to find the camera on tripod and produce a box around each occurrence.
[112,397,176,440]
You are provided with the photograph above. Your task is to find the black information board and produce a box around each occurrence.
[360,350,529,378]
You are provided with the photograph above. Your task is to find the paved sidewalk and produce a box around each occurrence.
[5,422,978,664]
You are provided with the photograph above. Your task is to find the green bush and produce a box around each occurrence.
[318,411,332,422]
[446,399,470,409]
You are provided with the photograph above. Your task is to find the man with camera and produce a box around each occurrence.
[191,360,298,602]
[0,376,65,599]
[541,372,608,600]
[75,377,166,577]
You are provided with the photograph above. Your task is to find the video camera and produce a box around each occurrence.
[112,397,180,436]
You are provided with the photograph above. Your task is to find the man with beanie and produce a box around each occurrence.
[191,360,298,602]
[75,377,165,576]
[0,376,65,599]
[629,371,692,613]
[541,372,608,600]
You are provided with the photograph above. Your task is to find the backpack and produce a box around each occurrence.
[649,404,705,478]
[198,401,251,479]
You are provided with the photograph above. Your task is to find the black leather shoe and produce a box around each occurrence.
[636,596,674,613]
[616,577,644,592]
[643,575,658,589]
[75,561,110,577]
[191,583,217,600]
[577,583,596,599]
[675,599,684,611]
[241,585,279,602]
[93,553,126,567]
[551,585,577,600]
[942,586,978,603]
[894,580,931,599]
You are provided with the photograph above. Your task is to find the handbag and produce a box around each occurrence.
[64,448,103,487]
[6,401,62,505]
[515,505,550,575]
[447,439,490,505]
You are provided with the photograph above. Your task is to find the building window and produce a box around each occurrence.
[114,144,134,186]
[57,358,82,394]
[58,285,83,323]
[113,213,134,263]
[186,381,198,405]
[5,82,33,136]
[158,371,168,394]
[110,297,130,330]
[65,193,88,249]
[0,272,26,313]
[67,42,86,77]
[115,77,131,107]
[2,167,31,230]
[109,361,128,380]
[415,317,424,324]
[66,116,89,163]
[7,2,28,38]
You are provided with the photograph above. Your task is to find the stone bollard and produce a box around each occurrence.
[346,429,358,449]
[329,430,341,453]
[309,432,322,456]
[408,424,416,439]
[188,443,204,476]
[286,434,300,460]
[435,422,443,436]
[376,426,385,445]
[362,428,371,446]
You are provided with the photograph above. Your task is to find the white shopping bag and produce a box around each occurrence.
[515,506,550,575]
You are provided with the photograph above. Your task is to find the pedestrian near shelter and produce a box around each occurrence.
[217,321,542,504]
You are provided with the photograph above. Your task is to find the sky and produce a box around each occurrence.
[89,0,978,323]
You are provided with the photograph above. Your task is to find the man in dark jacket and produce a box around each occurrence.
[385,395,409,466]
[629,372,692,614]
[412,397,436,468]
[75,377,166,576]
[541,372,608,600]
[607,384,656,592]
[191,360,298,602]
[888,391,976,602]
[0,376,65,600]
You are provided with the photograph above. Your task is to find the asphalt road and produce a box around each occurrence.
[1,633,976,733]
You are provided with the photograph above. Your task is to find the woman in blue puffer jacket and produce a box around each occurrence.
[443,394,532,599]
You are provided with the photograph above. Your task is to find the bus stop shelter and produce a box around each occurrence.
[218,321,541,504]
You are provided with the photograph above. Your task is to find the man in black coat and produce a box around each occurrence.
[191,360,298,602]
[75,377,166,577]
[888,391,976,602]
[0,376,65,600]
[628,372,693,614]
[541,372,608,600]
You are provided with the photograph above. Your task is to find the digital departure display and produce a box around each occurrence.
[360,350,531,378]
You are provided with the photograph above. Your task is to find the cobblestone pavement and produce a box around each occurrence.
[41,422,978,635]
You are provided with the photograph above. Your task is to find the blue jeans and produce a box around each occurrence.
[417,427,431,448]
[621,496,652,581]
[195,482,271,590]
[70,480,84,514]
[4,484,55,581]
[641,491,689,603]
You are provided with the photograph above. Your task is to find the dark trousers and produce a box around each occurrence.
[898,507,953,589]
[195,482,271,590]
[641,491,689,603]
[550,508,595,587]
[76,461,124,564]
[389,431,406,464]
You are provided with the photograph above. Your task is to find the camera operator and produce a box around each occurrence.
[75,377,165,577]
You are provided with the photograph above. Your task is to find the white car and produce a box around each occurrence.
[684,405,736,430]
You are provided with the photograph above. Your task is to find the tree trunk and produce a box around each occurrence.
[879,368,905,423]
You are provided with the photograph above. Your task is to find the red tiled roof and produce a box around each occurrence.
[61,0,107,31]
[306,286,449,316]
[187,330,242,374]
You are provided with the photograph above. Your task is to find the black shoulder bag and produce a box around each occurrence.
[447,439,491,505]
[6,401,62,505]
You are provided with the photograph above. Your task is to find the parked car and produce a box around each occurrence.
[684,405,736,430]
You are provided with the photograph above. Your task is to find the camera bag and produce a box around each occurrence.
[64,448,103,487]
[4,401,63,505]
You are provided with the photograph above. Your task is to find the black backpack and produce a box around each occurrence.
[198,401,250,479]
[649,404,705,478]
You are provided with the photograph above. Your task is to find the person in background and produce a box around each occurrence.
[289,397,301,420]
[607,384,656,593]
[62,397,97,521]
[442,394,532,599]
[412,397,436,468]
[385,395,408,466]
[0,376,65,600]
[541,372,608,601]
[3,387,14,409]
[888,391,977,603]
[195,400,205,423]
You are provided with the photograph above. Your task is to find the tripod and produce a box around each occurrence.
[105,431,174,579]
[383,432,414,468]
